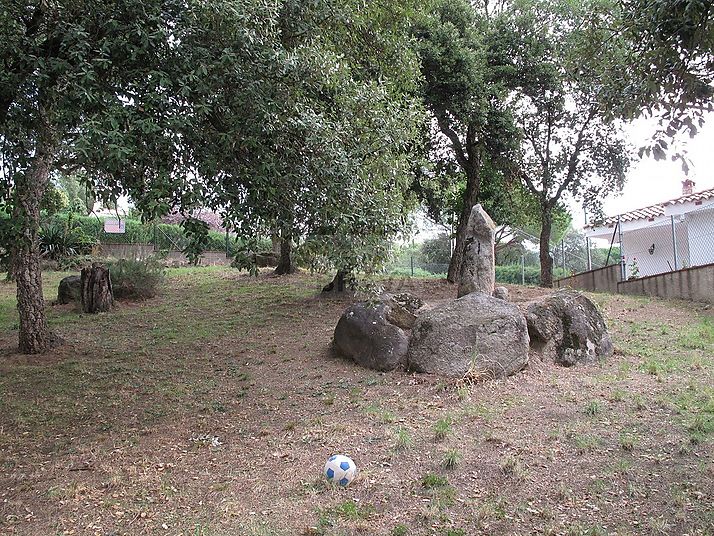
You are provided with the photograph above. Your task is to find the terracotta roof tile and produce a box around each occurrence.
[586,187,714,229]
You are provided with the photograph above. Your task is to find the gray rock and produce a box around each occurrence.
[390,292,424,313]
[57,275,81,304]
[458,204,496,298]
[493,286,509,300]
[526,290,613,366]
[333,302,410,371]
[407,293,529,379]
[254,252,279,267]
[381,292,424,329]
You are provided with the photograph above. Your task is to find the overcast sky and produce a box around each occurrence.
[567,111,714,228]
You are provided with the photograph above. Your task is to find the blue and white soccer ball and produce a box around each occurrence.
[324,454,357,487]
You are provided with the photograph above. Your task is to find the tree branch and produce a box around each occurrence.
[434,107,469,171]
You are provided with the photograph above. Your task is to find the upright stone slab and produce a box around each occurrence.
[458,204,496,298]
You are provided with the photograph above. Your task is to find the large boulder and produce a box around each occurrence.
[526,290,613,366]
[458,204,496,298]
[57,275,81,304]
[333,302,410,371]
[407,293,530,379]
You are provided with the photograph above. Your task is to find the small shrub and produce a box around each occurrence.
[109,257,165,300]
[584,400,602,416]
[499,455,525,478]
[573,434,601,453]
[619,433,636,451]
[393,427,413,451]
[391,525,409,536]
[39,219,96,260]
[434,417,453,441]
[441,449,462,470]
[421,473,449,489]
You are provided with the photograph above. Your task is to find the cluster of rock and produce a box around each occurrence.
[333,205,613,379]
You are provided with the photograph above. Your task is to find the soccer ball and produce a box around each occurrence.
[324,455,357,487]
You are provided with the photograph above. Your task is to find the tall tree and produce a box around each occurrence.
[504,0,633,287]
[0,0,220,353]
[412,0,553,283]
[181,0,424,281]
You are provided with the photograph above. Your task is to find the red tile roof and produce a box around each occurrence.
[663,187,714,206]
[586,187,714,228]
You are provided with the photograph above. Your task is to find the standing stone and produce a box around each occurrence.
[81,263,114,313]
[458,204,496,298]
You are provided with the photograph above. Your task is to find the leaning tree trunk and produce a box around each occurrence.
[447,171,479,283]
[274,236,296,275]
[12,123,55,354]
[81,263,114,313]
[539,207,554,288]
[322,270,352,293]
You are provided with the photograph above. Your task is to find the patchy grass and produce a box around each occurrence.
[0,272,713,535]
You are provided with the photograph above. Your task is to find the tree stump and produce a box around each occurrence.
[81,263,113,313]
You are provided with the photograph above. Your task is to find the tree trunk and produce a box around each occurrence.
[11,124,55,354]
[322,270,352,293]
[271,234,281,256]
[446,171,479,283]
[274,236,296,275]
[539,206,554,288]
[81,263,114,313]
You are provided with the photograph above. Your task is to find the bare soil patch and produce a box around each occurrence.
[0,269,712,535]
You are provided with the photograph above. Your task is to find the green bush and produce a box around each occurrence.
[495,264,567,285]
[48,214,269,259]
[108,257,165,300]
[39,218,97,260]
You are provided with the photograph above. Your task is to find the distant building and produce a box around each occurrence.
[585,180,714,277]
[161,209,226,233]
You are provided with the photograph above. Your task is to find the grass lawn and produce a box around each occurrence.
[0,268,712,535]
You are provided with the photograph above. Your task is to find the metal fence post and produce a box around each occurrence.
[617,216,626,281]
[561,240,566,272]
[153,222,158,252]
[410,255,414,277]
[521,254,525,285]
[584,208,592,271]
[225,229,229,259]
[670,215,679,270]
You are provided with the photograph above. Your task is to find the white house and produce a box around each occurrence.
[585,180,714,278]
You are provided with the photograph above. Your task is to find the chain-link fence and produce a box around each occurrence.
[599,198,714,281]
[385,225,619,285]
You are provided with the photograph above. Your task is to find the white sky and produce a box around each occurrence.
[567,112,714,228]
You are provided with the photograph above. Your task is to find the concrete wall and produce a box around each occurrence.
[617,262,714,303]
[98,243,230,266]
[554,264,621,294]
[99,243,155,260]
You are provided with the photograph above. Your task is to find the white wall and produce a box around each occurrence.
[621,221,690,277]
[686,207,714,267]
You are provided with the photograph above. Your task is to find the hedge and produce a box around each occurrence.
[46,214,270,257]
[495,264,567,285]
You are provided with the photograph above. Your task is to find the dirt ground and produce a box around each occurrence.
[0,268,712,536]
